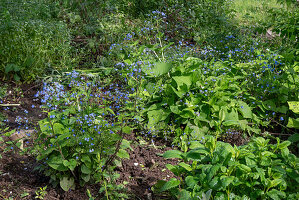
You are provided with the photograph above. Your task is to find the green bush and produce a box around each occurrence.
[0,0,74,82]
[155,136,299,199]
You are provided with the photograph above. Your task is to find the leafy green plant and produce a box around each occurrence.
[35,186,47,200]
[107,20,298,149]
[155,136,299,199]
[33,71,132,191]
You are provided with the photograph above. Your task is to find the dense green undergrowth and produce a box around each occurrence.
[0,0,299,199]
[0,0,75,82]
[156,136,299,199]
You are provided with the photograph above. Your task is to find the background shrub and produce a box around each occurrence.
[0,0,75,82]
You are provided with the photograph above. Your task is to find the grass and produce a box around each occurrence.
[233,0,283,27]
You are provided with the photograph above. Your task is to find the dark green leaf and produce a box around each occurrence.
[81,164,91,174]
[163,150,183,159]
[117,149,130,159]
[60,176,75,191]
[159,178,180,192]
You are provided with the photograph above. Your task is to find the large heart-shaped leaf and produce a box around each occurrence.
[142,62,172,77]
[60,176,75,191]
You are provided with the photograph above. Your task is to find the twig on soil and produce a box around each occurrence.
[22,84,40,95]
[265,132,292,136]
[0,104,20,106]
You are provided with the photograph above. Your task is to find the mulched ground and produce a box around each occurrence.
[0,82,248,200]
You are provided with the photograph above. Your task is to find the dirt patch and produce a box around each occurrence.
[0,82,46,130]
[219,131,249,146]
[0,151,100,200]
[116,134,178,199]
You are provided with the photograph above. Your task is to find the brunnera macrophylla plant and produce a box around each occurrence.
[154,136,299,200]
[33,71,132,191]
[107,17,298,148]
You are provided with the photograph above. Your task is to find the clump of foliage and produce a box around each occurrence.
[0,0,74,82]
[33,71,132,193]
[155,136,299,199]
[107,19,299,149]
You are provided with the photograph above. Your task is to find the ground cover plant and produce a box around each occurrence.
[0,0,299,199]
[155,136,299,199]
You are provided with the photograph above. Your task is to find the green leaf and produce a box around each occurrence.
[222,120,240,126]
[178,189,191,200]
[5,64,14,73]
[202,189,213,200]
[117,149,130,159]
[209,177,220,189]
[159,178,180,192]
[186,148,209,160]
[147,109,169,127]
[287,117,299,129]
[120,139,133,151]
[62,159,77,171]
[178,162,192,171]
[173,76,192,90]
[189,141,205,149]
[238,164,251,172]
[207,165,220,181]
[39,119,51,132]
[288,101,299,114]
[81,154,91,164]
[270,179,282,188]
[278,141,291,150]
[219,107,226,123]
[263,100,276,111]
[82,173,90,182]
[288,133,299,143]
[223,109,239,125]
[60,176,75,191]
[170,105,180,114]
[20,192,29,198]
[185,176,197,188]
[163,150,183,159]
[238,101,252,119]
[81,164,91,174]
[165,164,179,174]
[142,62,172,77]
[53,123,65,134]
[220,176,234,188]
[122,126,132,134]
[48,155,68,171]
[266,189,286,200]
[180,108,195,119]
